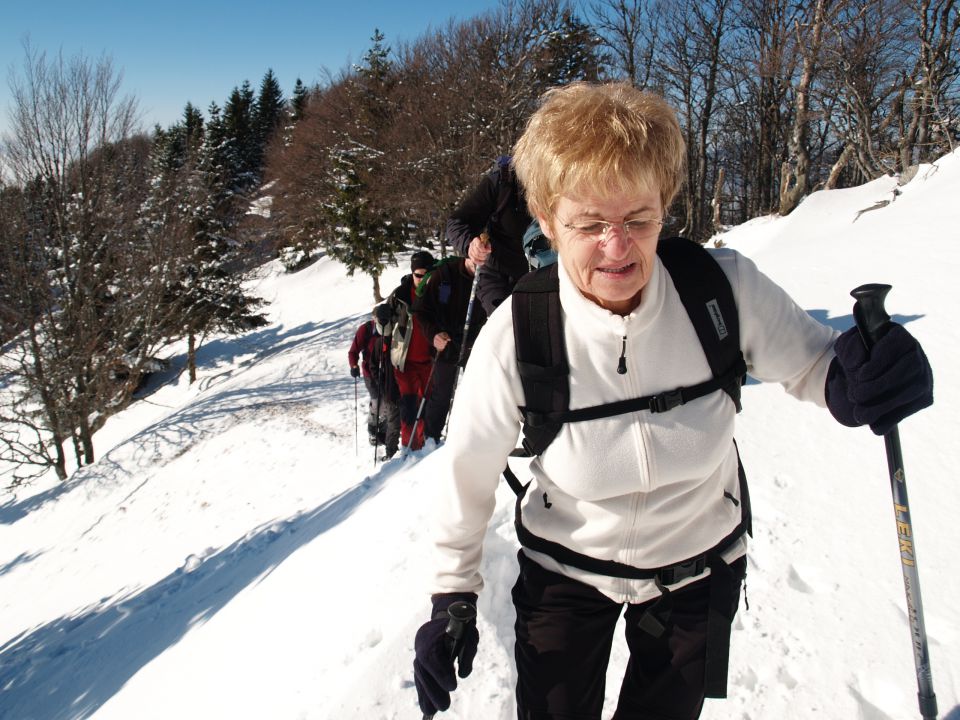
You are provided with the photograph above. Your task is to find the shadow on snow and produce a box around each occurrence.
[2,314,368,524]
[0,484,73,526]
[0,471,391,720]
[805,309,923,334]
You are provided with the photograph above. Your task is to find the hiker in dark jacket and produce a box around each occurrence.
[412,256,487,444]
[384,251,435,452]
[413,82,934,720]
[446,157,533,314]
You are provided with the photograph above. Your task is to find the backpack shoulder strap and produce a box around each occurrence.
[511,238,746,464]
[656,237,745,411]
[511,263,568,457]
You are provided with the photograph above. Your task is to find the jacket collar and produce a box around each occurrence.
[555,254,667,338]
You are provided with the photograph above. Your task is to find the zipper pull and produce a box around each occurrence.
[617,336,627,375]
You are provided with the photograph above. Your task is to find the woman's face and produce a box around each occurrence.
[541,188,663,315]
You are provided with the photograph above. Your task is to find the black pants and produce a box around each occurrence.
[424,360,458,442]
[512,551,746,720]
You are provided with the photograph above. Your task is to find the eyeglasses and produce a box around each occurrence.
[558,216,667,244]
[413,271,427,279]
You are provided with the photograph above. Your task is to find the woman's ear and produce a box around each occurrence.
[536,213,555,242]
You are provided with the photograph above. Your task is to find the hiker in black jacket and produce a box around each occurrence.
[383,251,436,451]
[446,157,533,314]
[413,256,487,443]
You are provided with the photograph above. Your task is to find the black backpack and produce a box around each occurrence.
[503,237,752,582]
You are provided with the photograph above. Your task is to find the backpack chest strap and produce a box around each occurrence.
[521,356,747,428]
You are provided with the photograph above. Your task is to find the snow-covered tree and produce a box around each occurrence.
[146,103,268,383]
[321,141,407,300]
[1,43,152,473]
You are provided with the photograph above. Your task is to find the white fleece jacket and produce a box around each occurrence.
[431,247,838,603]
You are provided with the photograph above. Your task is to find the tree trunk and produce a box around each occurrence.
[188,331,198,384]
[75,387,95,465]
[72,432,83,467]
[372,274,383,303]
[780,0,827,215]
[27,326,69,479]
[52,443,67,480]
[79,415,95,465]
[825,144,853,189]
[712,167,726,236]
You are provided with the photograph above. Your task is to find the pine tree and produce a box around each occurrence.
[316,30,407,300]
[291,77,309,121]
[536,10,602,86]
[354,29,394,134]
[321,143,406,300]
[142,103,268,384]
[223,81,259,188]
[255,69,285,149]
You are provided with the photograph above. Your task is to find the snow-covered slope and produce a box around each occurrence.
[2,153,959,720]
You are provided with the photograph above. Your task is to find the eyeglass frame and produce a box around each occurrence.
[556,214,672,244]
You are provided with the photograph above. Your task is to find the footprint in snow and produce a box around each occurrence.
[848,674,903,720]
[786,563,834,594]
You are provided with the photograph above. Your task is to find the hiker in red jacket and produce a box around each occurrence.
[348,314,379,444]
[348,310,399,454]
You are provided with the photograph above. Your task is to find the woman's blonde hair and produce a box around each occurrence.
[512,82,686,220]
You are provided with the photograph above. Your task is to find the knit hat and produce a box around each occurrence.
[410,250,435,272]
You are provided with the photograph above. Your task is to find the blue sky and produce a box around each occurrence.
[1,0,504,136]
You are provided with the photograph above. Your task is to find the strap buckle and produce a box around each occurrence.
[649,389,684,413]
[657,555,707,585]
[522,408,548,428]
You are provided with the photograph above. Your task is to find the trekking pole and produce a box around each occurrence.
[354,375,359,456]
[408,357,438,450]
[851,283,938,720]
[442,265,482,439]
[373,355,385,466]
[422,600,478,720]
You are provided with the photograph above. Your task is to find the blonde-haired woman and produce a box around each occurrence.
[413,82,932,720]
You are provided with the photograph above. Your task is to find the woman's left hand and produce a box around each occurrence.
[826,323,933,435]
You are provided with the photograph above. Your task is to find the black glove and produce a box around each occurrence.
[441,339,461,364]
[826,323,933,435]
[413,592,479,717]
[350,365,361,379]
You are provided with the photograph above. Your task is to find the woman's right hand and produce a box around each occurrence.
[413,593,479,716]
[467,236,491,265]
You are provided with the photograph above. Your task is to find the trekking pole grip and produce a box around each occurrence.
[443,600,477,646]
[422,601,478,720]
[851,283,892,350]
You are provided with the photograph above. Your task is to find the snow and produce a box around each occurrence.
[3,152,960,720]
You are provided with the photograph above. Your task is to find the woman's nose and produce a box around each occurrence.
[600,224,632,258]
